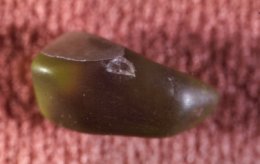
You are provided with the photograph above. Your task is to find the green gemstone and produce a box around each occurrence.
[31,32,219,137]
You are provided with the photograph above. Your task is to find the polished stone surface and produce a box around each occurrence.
[31,32,219,137]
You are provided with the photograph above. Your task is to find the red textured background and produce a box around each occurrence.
[0,0,259,163]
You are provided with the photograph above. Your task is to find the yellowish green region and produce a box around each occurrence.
[31,53,81,118]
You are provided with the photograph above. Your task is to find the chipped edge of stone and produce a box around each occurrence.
[103,56,136,78]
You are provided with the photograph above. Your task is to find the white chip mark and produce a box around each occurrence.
[104,56,136,77]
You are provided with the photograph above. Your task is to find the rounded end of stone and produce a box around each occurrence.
[175,79,219,131]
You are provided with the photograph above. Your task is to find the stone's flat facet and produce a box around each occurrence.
[42,32,124,61]
[31,32,219,137]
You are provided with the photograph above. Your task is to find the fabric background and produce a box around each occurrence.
[0,0,259,163]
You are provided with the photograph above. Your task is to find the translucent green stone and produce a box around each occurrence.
[31,32,219,137]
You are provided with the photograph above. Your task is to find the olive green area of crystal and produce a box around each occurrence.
[32,50,218,137]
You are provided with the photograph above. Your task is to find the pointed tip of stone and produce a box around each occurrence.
[42,32,124,62]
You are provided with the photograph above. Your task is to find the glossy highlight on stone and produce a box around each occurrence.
[31,32,219,137]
